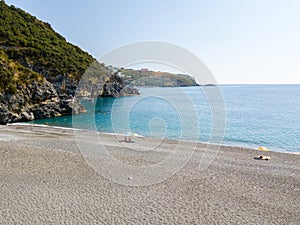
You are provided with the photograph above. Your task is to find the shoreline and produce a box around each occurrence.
[1,123,299,224]
[8,122,300,155]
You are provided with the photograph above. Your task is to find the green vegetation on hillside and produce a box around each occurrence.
[0,0,94,84]
[0,49,43,93]
[120,69,198,87]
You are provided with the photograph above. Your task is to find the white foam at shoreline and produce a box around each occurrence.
[8,123,79,130]
[5,123,300,155]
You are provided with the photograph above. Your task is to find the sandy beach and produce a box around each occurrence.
[0,124,299,224]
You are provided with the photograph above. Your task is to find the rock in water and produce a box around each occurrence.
[101,74,139,97]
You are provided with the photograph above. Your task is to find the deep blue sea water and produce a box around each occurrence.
[27,85,300,153]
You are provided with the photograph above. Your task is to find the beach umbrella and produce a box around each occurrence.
[257,146,269,151]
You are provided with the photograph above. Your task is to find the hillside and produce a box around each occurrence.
[0,49,43,93]
[0,1,94,83]
[0,1,136,124]
[120,68,198,87]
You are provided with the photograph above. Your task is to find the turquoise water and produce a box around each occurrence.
[27,85,300,153]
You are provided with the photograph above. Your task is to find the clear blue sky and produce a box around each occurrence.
[5,0,300,84]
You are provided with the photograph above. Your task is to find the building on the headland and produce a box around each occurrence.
[117,72,125,77]
[141,68,149,73]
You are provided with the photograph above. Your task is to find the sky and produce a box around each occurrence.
[5,0,300,84]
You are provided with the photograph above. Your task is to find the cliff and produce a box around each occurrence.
[0,48,85,124]
[101,74,139,97]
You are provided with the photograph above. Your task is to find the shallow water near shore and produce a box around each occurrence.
[27,85,300,153]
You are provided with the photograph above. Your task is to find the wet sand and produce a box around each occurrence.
[0,124,299,224]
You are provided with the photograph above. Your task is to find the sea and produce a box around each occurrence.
[27,85,300,153]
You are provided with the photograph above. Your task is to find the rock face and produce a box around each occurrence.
[101,75,139,97]
[0,79,84,125]
[0,73,139,125]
